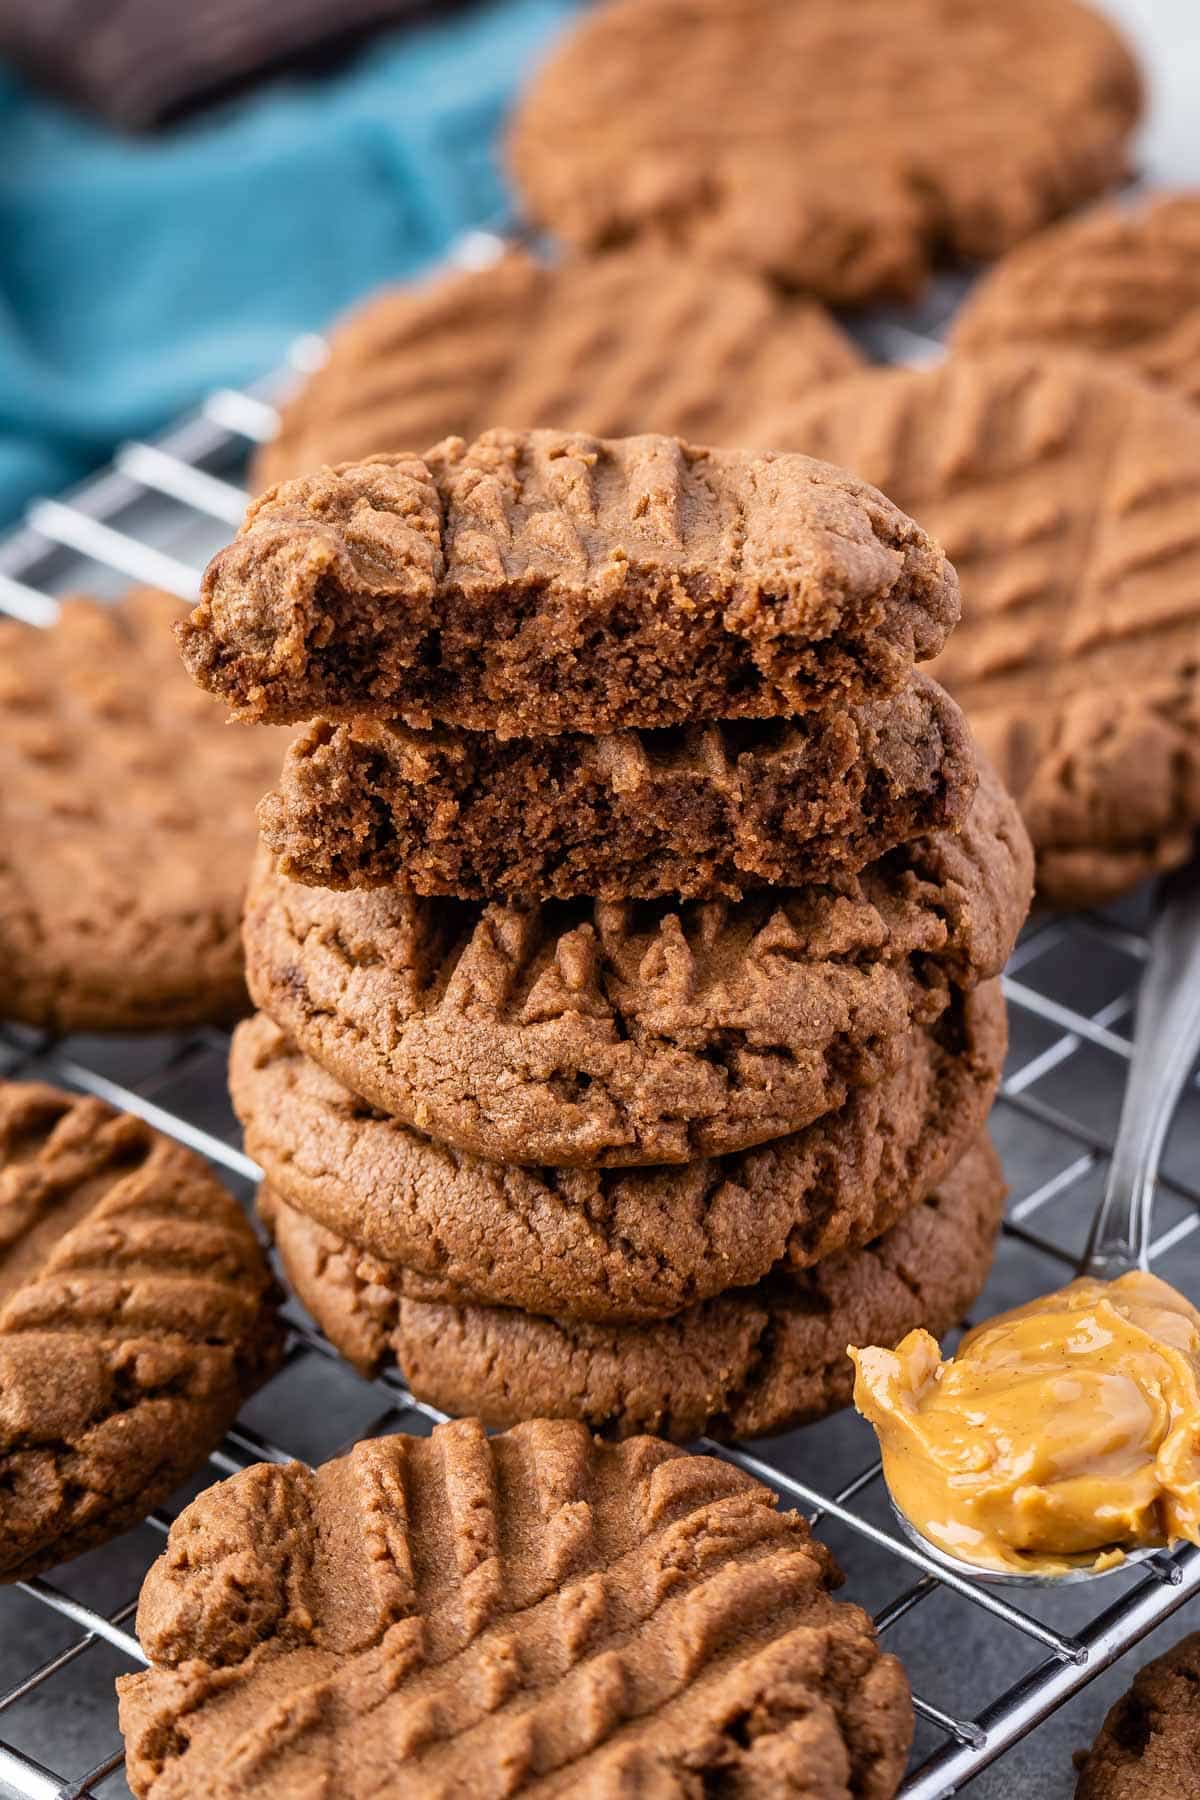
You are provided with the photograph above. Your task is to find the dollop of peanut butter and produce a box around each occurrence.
[849,1271,1200,1576]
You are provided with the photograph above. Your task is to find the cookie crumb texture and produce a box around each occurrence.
[508,0,1141,304]
[762,350,1200,907]
[254,245,863,491]
[0,1082,282,1582]
[233,981,1004,1323]
[953,194,1200,407]
[0,590,288,1031]
[117,1420,913,1798]
[260,673,976,900]
[1074,1630,1200,1798]
[266,1134,1005,1442]
[182,429,959,735]
[243,762,1031,1167]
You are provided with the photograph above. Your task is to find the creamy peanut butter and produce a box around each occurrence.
[849,1271,1200,1576]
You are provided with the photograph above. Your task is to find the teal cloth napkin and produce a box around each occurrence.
[0,0,578,523]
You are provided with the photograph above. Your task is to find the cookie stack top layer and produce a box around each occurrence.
[254,245,864,492]
[117,1420,914,1797]
[507,0,1141,303]
[180,428,960,732]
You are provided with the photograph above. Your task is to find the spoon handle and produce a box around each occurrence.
[1082,856,1200,1281]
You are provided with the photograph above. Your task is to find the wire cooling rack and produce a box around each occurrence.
[2,239,1200,1800]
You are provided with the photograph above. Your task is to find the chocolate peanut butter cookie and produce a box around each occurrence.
[0,1081,282,1582]
[181,429,960,735]
[759,350,1200,906]
[508,0,1141,305]
[242,761,1031,1167]
[118,1420,913,1798]
[234,980,1005,1323]
[0,590,287,1031]
[255,245,863,492]
[954,194,1200,407]
[265,1133,1005,1442]
[1075,1631,1200,1798]
[260,672,975,900]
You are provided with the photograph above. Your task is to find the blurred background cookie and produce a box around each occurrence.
[759,349,1200,906]
[508,0,1142,303]
[0,589,288,1032]
[953,193,1200,405]
[253,244,862,490]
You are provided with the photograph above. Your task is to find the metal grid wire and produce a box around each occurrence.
[2,242,1200,1800]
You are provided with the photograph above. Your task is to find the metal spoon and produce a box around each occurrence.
[889,855,1200,1588]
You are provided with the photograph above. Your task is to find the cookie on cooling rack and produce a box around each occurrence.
[263,1133,1005,1442]
[253,244,863,491]
[1074,1630,1200,1798]
[0,589,288,1032]
[241,761,1030,1168]
[757,349,1200,907]
[179,428,960,735]
[953,193,1200,407]
[117,1418,914,1797]
[235,981,1005,1324]
[0,1081,282,1582]
[259,672,976,900]
[507,0,1141,304]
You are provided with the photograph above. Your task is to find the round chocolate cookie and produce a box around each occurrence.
[0,1080,282,1582]
[235,980,1004,1323]
[259,672,976,901]
[758,349,1200,906]
[954,194,1200,407]
[182,429,960,736]
[243,762,1030,1168]
[255,244,862,491]
[0,589,288,1031]
[118,1420,913,1798]
[508,0,1141,305]
[265,1133,1006,1443]
[1075,1631,1200,1798]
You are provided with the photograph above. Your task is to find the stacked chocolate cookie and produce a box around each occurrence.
[181,427,1033,1440]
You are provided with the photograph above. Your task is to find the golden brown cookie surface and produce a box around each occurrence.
[235,980,1005,1322]
[181,429,960,735]
[118,1420,913,1798]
